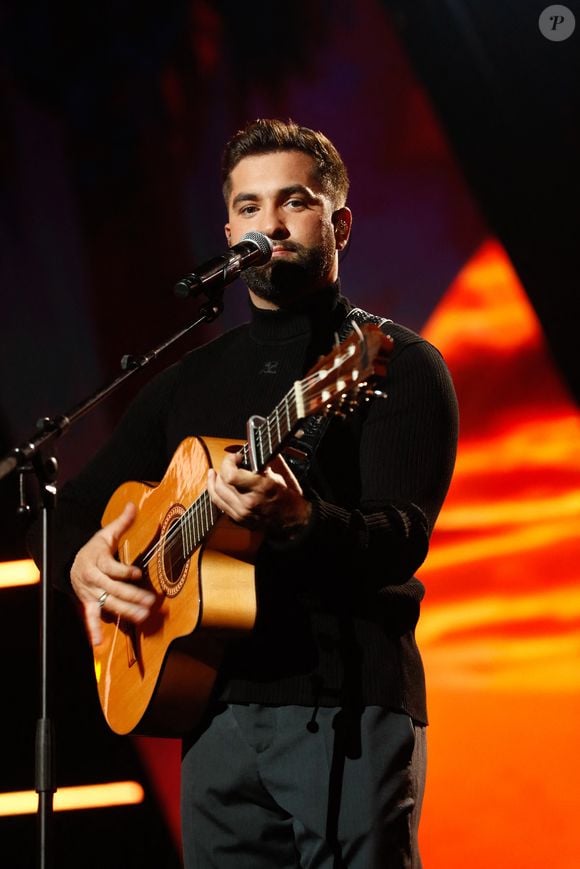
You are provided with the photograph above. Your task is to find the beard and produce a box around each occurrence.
[240,229,336,305]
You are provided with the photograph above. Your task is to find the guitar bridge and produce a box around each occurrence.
[125,621,138,668]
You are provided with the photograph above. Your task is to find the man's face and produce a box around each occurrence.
[225,150,349,308]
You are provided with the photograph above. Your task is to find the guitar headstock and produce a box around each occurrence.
[300,323,394,418]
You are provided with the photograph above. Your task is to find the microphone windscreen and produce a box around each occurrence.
[240,231,273,263]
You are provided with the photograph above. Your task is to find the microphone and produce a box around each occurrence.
[173,232,273,299]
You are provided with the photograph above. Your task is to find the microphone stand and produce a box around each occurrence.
[0,287,226,869]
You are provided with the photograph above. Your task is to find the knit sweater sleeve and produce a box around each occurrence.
[274,332,459,594]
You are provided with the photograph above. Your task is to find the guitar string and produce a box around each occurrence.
[140,391,297,571]
[138,384,309,571]
[137,355,360,573]
[136,361,352,574]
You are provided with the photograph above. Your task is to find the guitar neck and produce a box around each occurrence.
[240,381,306,473]
[165,323,388,564]
[176,381,305,561]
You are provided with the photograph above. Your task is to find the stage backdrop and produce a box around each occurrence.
[1,3,578,867]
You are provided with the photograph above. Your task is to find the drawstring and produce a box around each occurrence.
[306,674,324,733]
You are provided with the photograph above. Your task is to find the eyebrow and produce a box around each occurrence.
[231,184,320,208]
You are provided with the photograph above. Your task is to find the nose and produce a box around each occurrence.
[259,206,290,240]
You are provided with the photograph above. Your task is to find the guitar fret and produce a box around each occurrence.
[286,393,296,430]
[200,493,207,539]
[269,417,278,455]
[256,425,265,469]
[181,501,199,561]
[261,395,294,465]
[189,507,196,550]
[204,491,212,536]
[182,512,189,560]
[195,499,201,548]
[188,508,195,550]
[189,508,195,554]
[177,489,229,560]
[266,416,273,456]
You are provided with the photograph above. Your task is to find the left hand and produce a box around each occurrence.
[207,451,312,538]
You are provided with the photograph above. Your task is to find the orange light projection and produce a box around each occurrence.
[0,781,144,816]
[418,240,580,868]
[132,241,580,865]
[0,559,39,588]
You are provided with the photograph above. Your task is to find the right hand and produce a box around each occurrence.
[70,502,156,646]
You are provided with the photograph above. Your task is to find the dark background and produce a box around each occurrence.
[0,2,578,866]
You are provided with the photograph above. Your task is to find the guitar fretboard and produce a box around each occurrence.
[172,382,305,562]
[141,325,383,576]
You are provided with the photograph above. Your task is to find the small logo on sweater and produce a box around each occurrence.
[260,360,279,375]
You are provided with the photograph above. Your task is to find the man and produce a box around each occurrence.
[48,119,458,867]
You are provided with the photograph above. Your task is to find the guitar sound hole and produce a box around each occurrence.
[163,520,185,585]
[157,507,189,597]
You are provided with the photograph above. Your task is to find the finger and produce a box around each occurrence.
[97,587,153,621]
[220,461,280,498]
[218,453,268,491]
[84,601,104,646]
[208,467,238,510]
[92,502,142,583]
[71,554,142,603]
[208,475,245,521]
[100,501,138,549]
[84,581,154,646]
[219,471,273,509]
[206,468,221,507]
[94,553,142,582]
[219,451,244,471]
[209,468,259,523]
[268,455,303,493]
[84,595,151,647]
[215,452,237,483]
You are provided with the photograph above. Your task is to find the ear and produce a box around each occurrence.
[332,207,352,251]
[224,223,232,246]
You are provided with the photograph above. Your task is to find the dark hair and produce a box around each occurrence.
[221,119,349,208]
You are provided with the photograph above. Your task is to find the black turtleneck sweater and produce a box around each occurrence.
[46,287,458,725]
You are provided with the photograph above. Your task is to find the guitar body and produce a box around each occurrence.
[95,436,260,736]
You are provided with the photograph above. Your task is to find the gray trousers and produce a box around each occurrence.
[181,704,426,869]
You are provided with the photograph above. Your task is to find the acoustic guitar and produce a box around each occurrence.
[94,323,393,736]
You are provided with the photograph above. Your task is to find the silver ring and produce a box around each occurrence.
[97,591,109,608]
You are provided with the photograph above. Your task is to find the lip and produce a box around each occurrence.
[272,246,295,255]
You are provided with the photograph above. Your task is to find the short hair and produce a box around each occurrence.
[221,119,349,208]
